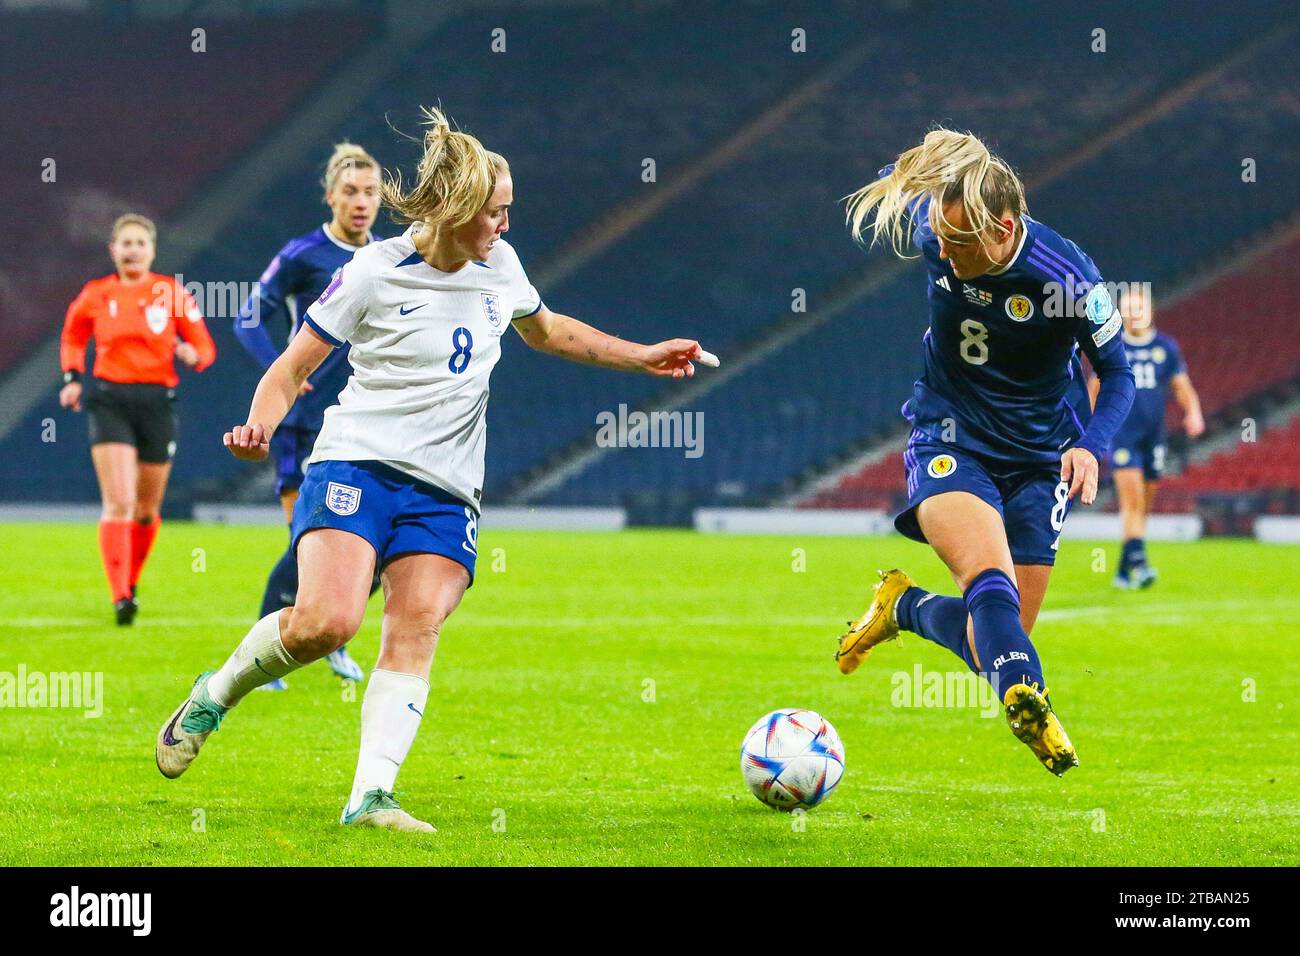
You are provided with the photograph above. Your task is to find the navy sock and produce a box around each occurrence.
[1120,538,1145,575]
[964,568,1045,698]
[259,541,299,618]
[896,587,975,669]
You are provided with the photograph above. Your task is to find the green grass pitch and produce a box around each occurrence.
[1,522,1296,866]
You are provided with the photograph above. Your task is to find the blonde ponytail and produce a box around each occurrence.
[845,128,1026,257]
[381,106,506,227]
[321,140,378,195]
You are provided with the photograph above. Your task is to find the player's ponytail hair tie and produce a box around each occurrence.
[382,105,509,228]
[845,127,1027,258]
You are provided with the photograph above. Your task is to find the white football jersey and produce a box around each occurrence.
[301,226,541,510]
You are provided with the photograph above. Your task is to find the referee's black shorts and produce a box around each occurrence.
[85,378,179,464]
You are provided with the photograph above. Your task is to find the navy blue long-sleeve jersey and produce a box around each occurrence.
[903,195,1134,467]
[1117,329,1184,438]
[233,225,372,431]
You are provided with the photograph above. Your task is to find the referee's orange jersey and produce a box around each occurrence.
[61,273,216,387]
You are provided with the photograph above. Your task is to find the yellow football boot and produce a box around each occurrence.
[835,568,916,675]
[1003,682,1079,776]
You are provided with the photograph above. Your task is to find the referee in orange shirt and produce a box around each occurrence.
[59,214,216,624]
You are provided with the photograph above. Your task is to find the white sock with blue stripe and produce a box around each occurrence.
[347,668,430,815]
[207,610,302,708]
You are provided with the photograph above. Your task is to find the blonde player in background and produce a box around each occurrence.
[232,142,384,688]
[156,107,713,832]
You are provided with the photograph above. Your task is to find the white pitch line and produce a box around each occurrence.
[10,598,1297,630]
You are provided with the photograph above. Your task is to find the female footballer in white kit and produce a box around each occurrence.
[156,108,710,832]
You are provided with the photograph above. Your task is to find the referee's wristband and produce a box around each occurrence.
[62,370,82,385]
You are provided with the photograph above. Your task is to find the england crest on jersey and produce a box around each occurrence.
[326,481,362,516]
[480,292,502,328]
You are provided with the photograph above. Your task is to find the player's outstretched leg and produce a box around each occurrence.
[155,609,302,777]
[255,545,299,691]
[835,569,916,674]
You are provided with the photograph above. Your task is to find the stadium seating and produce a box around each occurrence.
[1155,414,1300,511]
[3,0,1297,515]
[544,15,1300,508]
[0,11,372,502]
[806,231,1300,512]
[1,11,372,372]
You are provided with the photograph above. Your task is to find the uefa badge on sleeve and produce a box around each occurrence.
[325,482,362,516]
[480,292,502,329]
[1084,285,1113,325]
[317,267,343,305]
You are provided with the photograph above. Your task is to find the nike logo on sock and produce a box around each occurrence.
[399,304,427,315]
[407,702,424,717]
[254,657,274,677]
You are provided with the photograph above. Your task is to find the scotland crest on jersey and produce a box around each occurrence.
[480,292,502,329]
[326,481,362,516]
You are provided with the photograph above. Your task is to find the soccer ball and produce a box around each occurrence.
[740,709,845,811]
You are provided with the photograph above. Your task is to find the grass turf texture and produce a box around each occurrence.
[1,523,1296,866]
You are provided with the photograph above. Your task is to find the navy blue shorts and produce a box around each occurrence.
[895,432,1072,566]
[1110,427,1166,481]
[290,459,478,582]
[271,425,318,496]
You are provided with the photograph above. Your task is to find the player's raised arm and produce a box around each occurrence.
[512,304,707,378]
[224,324,334,460]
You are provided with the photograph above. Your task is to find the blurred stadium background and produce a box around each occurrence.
[4,0,1299,543]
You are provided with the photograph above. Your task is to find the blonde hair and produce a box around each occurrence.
[322,141,379,196]
[110,213,156,243]
[381,106,508,227]
[845,128,1026,257]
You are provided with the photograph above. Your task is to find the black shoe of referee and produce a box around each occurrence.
[115,595,137,626]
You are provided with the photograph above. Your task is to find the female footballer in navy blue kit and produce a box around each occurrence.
[232,142,383,687]
[1088,285,1204,589]
[833,130,1135,775]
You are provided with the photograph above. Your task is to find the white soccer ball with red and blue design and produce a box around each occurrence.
[740,709,845,810]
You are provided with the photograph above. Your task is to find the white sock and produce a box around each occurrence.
[207,611,302,708]
[346,668,430,814]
